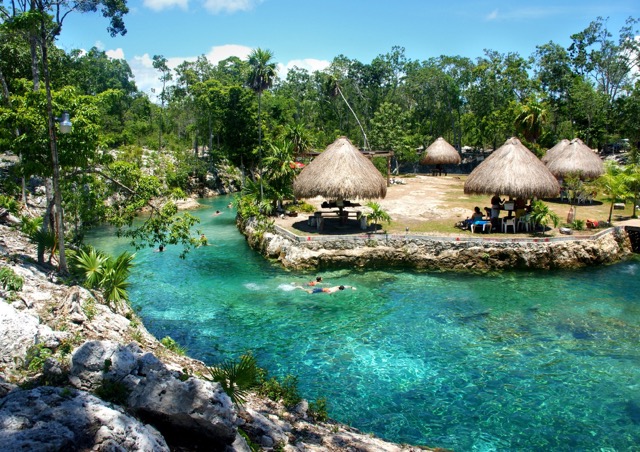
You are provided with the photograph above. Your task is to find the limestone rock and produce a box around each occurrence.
[0,301,66,377]
[0,386,169,451]
[70,340,238,447]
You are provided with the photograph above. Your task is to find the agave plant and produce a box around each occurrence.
[206,353,259,405]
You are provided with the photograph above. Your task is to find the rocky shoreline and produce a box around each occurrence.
[244,220,633,271]
[0,223,433,451]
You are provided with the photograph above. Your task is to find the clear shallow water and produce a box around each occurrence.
[87,196,640,451]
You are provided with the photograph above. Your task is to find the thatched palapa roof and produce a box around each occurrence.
[541,138,570,164]
[420,137,461,165]
[544,138,604,179]
[464,137,560,199]
[293,136,387,201]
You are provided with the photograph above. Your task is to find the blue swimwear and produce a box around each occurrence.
[312,287,324,294]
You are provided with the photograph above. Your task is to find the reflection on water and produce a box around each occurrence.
[87,196,640,451]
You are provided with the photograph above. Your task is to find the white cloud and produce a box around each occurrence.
[486,9,499,21]
[278,58,331,80]
[106,48,125,60]
[143,0,188,12]
[126,45,330,103]
[205,44,252,63]
[202,0,262,14]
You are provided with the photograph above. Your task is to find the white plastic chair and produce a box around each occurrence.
[470,221,491,233]
[502,217,517,233]
[518,215,531,232]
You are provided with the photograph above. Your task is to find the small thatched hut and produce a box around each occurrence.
[420,137,461,165]
[464,137,560,199]
[544,138,604,179]
[541,138,570,164]
[293,136,387,202]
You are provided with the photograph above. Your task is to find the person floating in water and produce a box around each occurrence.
[155,244,164,252]
[213,210,223,216]
[308,276,323,286]
[292,284,356,294]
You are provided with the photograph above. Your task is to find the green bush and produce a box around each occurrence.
[160,336,186,355]
[0,194,20,215]
[20,216,43,237]
[258,373,302,408]
[206,353,260,405]
[94,379,130,405]
[24,343,52,373]
[309,397,329,422]
[0,267,24,292]
[571,219,585,230]
[70,247,134,310]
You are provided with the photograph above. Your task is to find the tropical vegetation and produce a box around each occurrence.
[1,8,640,276]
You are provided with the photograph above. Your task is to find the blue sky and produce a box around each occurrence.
[57,0,639,99]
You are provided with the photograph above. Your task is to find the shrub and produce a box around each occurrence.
[24,343,52,373]
[0,194,20,215]
[206,353,260,405]
[309,397,329,422]
[160,336,186,355]
[571,219,585,230]
[20,216,43,237]
[0,267,24,292]
[258,373,302,408]
[70,247,134,310]
[94,379,130,405]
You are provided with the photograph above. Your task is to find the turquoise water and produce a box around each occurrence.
[87,196,640,451]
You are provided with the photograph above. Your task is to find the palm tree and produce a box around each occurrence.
[597,161,632,223]
[623,162,640,219]
[247,48,277,201]
[285,121,313,156]
[515,99,548,145]
[365,201,392,232]
[530,200,560,234]
[325,72,369,150]
[263,139,297,211]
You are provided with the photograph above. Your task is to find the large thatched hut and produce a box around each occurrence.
[464,137,560,199]
[544,138,604,179]
[420,137,461,165]
[293,136,387,202]
[541,138,570,164]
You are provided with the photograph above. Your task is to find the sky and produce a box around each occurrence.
[57,0,640,100]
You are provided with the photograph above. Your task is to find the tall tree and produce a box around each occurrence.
[1,0,128,274]
[152,54,172,149]
[247,48,276,200]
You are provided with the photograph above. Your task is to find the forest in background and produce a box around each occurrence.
[1,1,639,273]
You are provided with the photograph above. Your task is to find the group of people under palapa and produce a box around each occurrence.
[461,194,533,232]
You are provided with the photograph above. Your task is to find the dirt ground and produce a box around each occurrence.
[274,174,638,237]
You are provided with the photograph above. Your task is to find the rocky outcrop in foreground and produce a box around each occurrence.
[0,223,432,451]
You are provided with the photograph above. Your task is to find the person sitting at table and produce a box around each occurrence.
[514,198,527,218]
[471,206,484,221]
[462,206,485,229]
[490,194,504,218]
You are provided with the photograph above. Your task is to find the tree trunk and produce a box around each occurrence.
[258,91,264,201]
[40,22,68,274]
[38,179,54,265]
